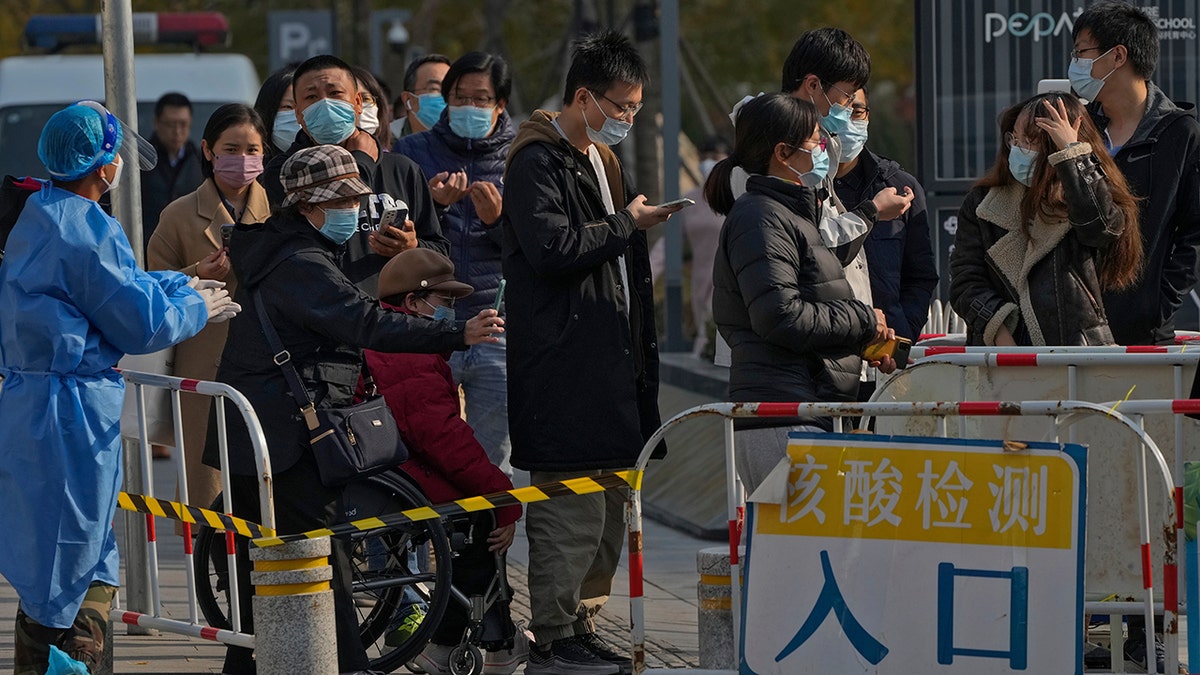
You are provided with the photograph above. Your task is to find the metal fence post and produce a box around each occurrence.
[250,536,337,675]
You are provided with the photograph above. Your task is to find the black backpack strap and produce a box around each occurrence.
[253,290,321,432]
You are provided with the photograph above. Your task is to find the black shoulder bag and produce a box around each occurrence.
[254,291,408,486]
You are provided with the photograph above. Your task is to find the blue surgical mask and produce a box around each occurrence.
[1068,47,1117,101]
[584,92,633,146]
[837,119,869,163]
[412,93,446,130]
[786,146,831,188]
[448,105,496,139]
[273,110,302,152]
[817,89,854,136]
[302,98,358,145]
[1008,145,1039,187]
[316,206,361,244]
[420,296,456,322]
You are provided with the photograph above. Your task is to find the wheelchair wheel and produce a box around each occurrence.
[193,470,454,673]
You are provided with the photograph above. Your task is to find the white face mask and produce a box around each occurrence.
[101,157,123,193]
[359,103,380,135]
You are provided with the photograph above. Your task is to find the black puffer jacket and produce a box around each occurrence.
[393,112,515,317]
[203,211,465,476]
[501,110,662,471]
[949,143,1124,346]
[712,175,878,431]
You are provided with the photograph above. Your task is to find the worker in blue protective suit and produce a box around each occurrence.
[0,100,241,675]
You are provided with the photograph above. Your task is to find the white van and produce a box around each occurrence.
[0,52,260,178]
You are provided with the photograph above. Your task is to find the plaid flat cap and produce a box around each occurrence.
[280,144,372,208]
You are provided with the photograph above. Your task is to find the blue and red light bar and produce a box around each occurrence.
[24,13,230,52]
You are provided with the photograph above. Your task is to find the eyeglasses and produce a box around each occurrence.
[789,137,828,154]
[822,81,858,108]
[1070,45,1105,59]
[595,91,643,119]
[421,295,457,309]
[1004,131,1034,150]
[850,104,870,122]
[448,91,497,107]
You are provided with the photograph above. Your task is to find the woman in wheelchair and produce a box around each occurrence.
[365,247,527,675]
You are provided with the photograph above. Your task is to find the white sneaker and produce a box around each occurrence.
[410,642,455,675]
[484,625,532,675]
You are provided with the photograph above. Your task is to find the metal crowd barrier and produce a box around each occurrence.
[115,369,275,648]
[624,399,1181,675]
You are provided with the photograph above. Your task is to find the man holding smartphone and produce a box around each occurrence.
[502,31,681,674]
[261,54,449,298]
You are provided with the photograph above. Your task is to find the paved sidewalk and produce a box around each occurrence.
[0,465,709,673]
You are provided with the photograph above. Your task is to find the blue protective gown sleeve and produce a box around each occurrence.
[0,181,207,628]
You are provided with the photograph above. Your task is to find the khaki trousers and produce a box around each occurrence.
[526,469,627,644]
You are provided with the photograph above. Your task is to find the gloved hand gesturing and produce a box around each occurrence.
[188,277,242,323]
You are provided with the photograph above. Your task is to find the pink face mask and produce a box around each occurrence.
[213,154,264,188]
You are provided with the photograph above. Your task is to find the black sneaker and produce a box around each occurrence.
[525,637,619,675]
[1124,628,1167,673]
[1083,641,1111,669]
[577,633,633,675]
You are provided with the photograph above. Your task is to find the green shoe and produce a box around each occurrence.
[384,604,426,647]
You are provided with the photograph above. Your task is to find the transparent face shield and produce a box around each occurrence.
[74,100,158,173]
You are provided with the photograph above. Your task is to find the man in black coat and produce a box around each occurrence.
[1073,3,1200,347]
[501,31,679,675]
[141,92,203,250]
[262,54,449,298]
[833,89,938,343]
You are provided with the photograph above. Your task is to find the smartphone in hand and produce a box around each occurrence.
[492,279,507,312]
[220,223,235,246]
[379,201,410,230]
[657,197,696,210]
[863,336,913,369]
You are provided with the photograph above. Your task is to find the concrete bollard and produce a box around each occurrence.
[697,545,742,670]
[250,536,338,675]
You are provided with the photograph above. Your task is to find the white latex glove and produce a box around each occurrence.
[195,286,236,322]
[207,302,242,324]
[187,277,227,291]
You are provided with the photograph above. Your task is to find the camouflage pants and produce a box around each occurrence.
[14,581,117,675]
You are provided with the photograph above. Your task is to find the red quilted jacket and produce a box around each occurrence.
[363,306,520,527]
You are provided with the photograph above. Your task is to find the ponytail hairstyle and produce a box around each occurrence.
[978,92,1142,290]
[704,93,821,215]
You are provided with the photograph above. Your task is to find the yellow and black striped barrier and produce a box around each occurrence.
[115,469,642,548]
[116,491,275,539]
[253,470,641,548]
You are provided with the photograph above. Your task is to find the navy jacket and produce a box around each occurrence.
[834,150,939,340]
[394,112,515,317]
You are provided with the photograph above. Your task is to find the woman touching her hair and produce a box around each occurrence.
[950,92,1141,346]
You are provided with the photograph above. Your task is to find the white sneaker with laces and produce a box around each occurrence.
[483,624,532,674]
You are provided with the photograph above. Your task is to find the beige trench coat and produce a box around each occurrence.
[147,178,271,515]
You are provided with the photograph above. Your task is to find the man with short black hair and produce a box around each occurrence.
[1072,1,1200,347]
[503,30,680,675]
[141,91,203,246]
[262,54,449,297]
[1072,6,1200,670]
[833,88,938,344]
[395,52,516,479]
[392,54,453,141]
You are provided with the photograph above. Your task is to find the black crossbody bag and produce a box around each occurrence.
[254,292,407,486]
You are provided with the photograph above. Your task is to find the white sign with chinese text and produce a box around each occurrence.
[740,432,1086,674]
